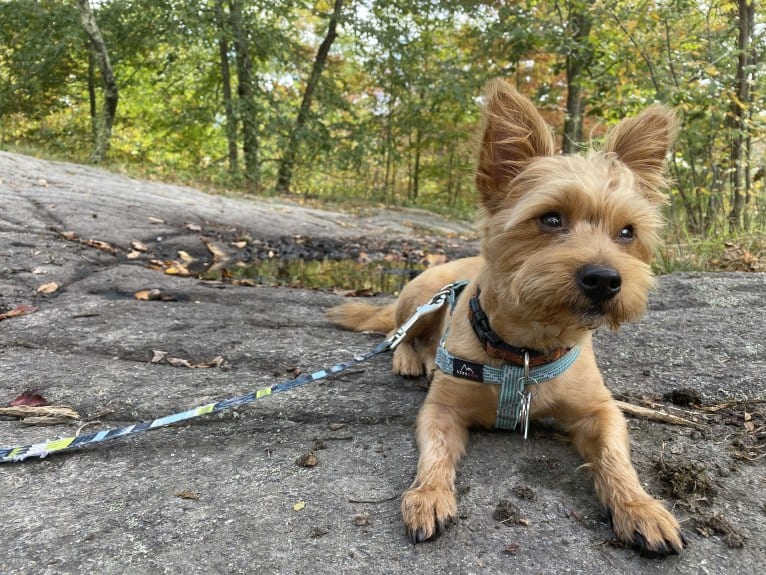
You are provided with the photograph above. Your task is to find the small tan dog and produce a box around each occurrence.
[326,79,683,555]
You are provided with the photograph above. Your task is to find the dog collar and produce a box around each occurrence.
[435,344,580,432]
[469,286,573,366]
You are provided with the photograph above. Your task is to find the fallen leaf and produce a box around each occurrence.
[126,250,143,259]
[0,304,38,321]
[131,240,148,252]
[231,241,247,249]
[231,278,257,287]
[166,357,194,368]
[61,231,79,241]
[175,490,201,500]
[329,422,347,431]
[201,238,228,263]
[177,250,194,263]
[83,239,119,254]
[293,501,306,512]
[164,263,190,276]
[296,451,319,468]
[10,389,49,407]
[352,513,371,527]
[37,179,48,187]
[37,281,60,294]
[184,222,202,232]
[503,543,521,556]
[135,289,162,301]
[149,216,165,224]
[30,267,46,275]
[150,350,169,364]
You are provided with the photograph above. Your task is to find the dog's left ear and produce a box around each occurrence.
[604,105,679,203]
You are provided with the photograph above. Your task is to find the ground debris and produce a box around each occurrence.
[296,451,319,468]
[655,455,716,509]
[493,500,528,526]
[695,514,747,548]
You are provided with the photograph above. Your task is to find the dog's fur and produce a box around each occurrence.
[326,79,683,555]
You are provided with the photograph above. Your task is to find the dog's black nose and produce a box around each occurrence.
[576,264,622,302]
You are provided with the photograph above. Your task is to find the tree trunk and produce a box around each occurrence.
[275,0,344,194]
[216,1,238,177]
[230,0,259,189]
[728,0,755,230]
[76,0,118,163]
[562,1,592,154]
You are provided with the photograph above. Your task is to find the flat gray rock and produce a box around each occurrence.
[0,152,763,574]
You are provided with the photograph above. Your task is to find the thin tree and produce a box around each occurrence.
[275,0,344,194]
[230,0,259,188]
[728,0,755,230]
[216,0,238,177]
[560,0,593,154]
[76,0,118,163]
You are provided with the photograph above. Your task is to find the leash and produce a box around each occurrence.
[0,282,467,464]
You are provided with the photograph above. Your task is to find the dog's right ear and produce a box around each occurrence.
[476,79,555,214]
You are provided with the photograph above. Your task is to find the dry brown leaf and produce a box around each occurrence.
[83,239,119,254]
[131,240,148,252]
[0,304,38,321]
[37,281,60,294]
[61,231,79,241]
[135,289,162,301]
[231,278,257,287]
[296,451,319,468]
[10,389,49,407]
[150,350,169,363]
[164,263,190,276]
[184,222,201,232]
[166,357,194,368]
[201,238,228,263]
[175,490,201,500]
[148,216,165,224]
[126,250,143,260]
[231,241,248,249]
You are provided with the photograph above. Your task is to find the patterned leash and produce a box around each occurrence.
[0,282,466,464]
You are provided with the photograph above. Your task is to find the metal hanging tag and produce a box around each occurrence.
[518,352,536,439]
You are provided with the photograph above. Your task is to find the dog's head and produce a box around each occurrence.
[475,79,678,334]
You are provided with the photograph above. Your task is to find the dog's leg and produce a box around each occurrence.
[401,399,469,543]
[566,400,684,555]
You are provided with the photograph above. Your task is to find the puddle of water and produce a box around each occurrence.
[202,258,422,294]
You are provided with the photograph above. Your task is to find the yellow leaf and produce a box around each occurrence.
[177,250,194,263]
[37,281,60,294]
[293,500,306,512]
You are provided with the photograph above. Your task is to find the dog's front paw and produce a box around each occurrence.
[608,497,685,556]
[393,344,425,378]
[401,485,456,543]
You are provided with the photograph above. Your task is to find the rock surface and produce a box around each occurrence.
[1,152,764,574]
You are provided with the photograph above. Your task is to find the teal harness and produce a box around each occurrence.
[434,284,580,436]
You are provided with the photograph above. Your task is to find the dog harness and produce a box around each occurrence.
[434,284,581,435]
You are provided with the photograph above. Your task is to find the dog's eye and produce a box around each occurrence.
[540,213,563,229]
[618,225,635,241]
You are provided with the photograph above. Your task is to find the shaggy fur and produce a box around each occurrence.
[326,79,683,555]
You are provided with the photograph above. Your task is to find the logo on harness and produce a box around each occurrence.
[453,359,484,382]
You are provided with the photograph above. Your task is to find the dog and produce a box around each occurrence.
[326,79,683,555]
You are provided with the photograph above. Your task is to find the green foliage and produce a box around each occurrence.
[0,0,764,248]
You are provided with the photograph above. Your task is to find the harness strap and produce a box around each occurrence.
[435,344,581,431]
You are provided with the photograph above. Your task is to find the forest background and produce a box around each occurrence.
[1,0,764,271]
